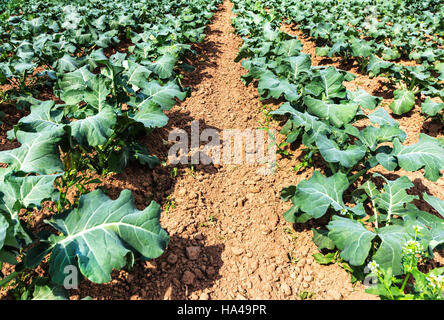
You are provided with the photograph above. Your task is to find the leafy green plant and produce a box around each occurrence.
[266,0,444,116]
[293,152,313,173]
[365,226,444,300]
[53,170,101,214]
[421,98,444,124]
[164,196,176,212]
[201,215,217,227]
[298,291,315,300]
[283,227,298,240]
[170,167,179,178]
[0,0,223,299]
[231,0,444,301]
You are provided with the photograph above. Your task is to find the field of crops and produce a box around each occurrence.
[0,0,443,301]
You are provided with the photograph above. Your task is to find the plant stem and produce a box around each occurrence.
[344,166,354,175]
[400,272,411,293]
[373,203,379,229]
[376,273,395,300]
[348,168,367,185]
[0,271,20,287]
[327,162,337,174]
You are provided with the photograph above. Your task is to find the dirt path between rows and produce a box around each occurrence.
[67,0,376,300]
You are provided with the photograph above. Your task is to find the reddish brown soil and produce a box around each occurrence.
[0,0,442,300]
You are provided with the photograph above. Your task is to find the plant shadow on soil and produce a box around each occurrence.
[180,19,223,88]
[421,118,443,137]
[81,98,227,299]
[182,37,223,87]
[69,233,225,300]
[98,109,224,207]
[97,9,227,207]
[0,103,25,151]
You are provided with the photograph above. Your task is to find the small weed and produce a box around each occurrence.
[283,227,298,241]
[164,196,176,212]
[170,167,178,178]
[0,91,9,104]
[187,165,196,178]
[53,170,101,214]
[24,210,35,227]
[288,251,299,264]
[257,104,274,129]
[298,291,315,300]
[201,215,216,227]
[293,153,314,173]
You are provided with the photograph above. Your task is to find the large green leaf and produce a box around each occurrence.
[347,89,381,110]
[125,61,152,89]
[58,66,95,105]
[0,173,54,254]
[0,130,64,175]
[350,38,373,58]
[304,96,358,128]
[13,100,63,135]
[367,55,393,76]
[367,108,399,127]
[258,72,300,102]
[391,134,444,181]
[69,107,116,147]
[359,180,380,203]
[287,54,312,80]
[277,39,303,57]
[312,228,336,250]
[373,225,411,275]
[139,80,186,110]
[271,104,331,136]
[356,125,406,151]
[373,174,418,221]
[145,53,176,79]
[327,216,376,266]
[55,54,79,74]
[46,189,169,284]
[389,89,415,115]
[398,205,444,251]
[421,98,443,117]
[129,100,169,129]
[306,67,346,100]
[291,171,349,219]
[423,193,444,218]
[316,134,366,168]
[0,174,59,211]
[83,77,111,112]
[32,282,69,300]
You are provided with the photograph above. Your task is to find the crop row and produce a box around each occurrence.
[270,0,444,119]
[0,0,222,299]
[231,0,444,299]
